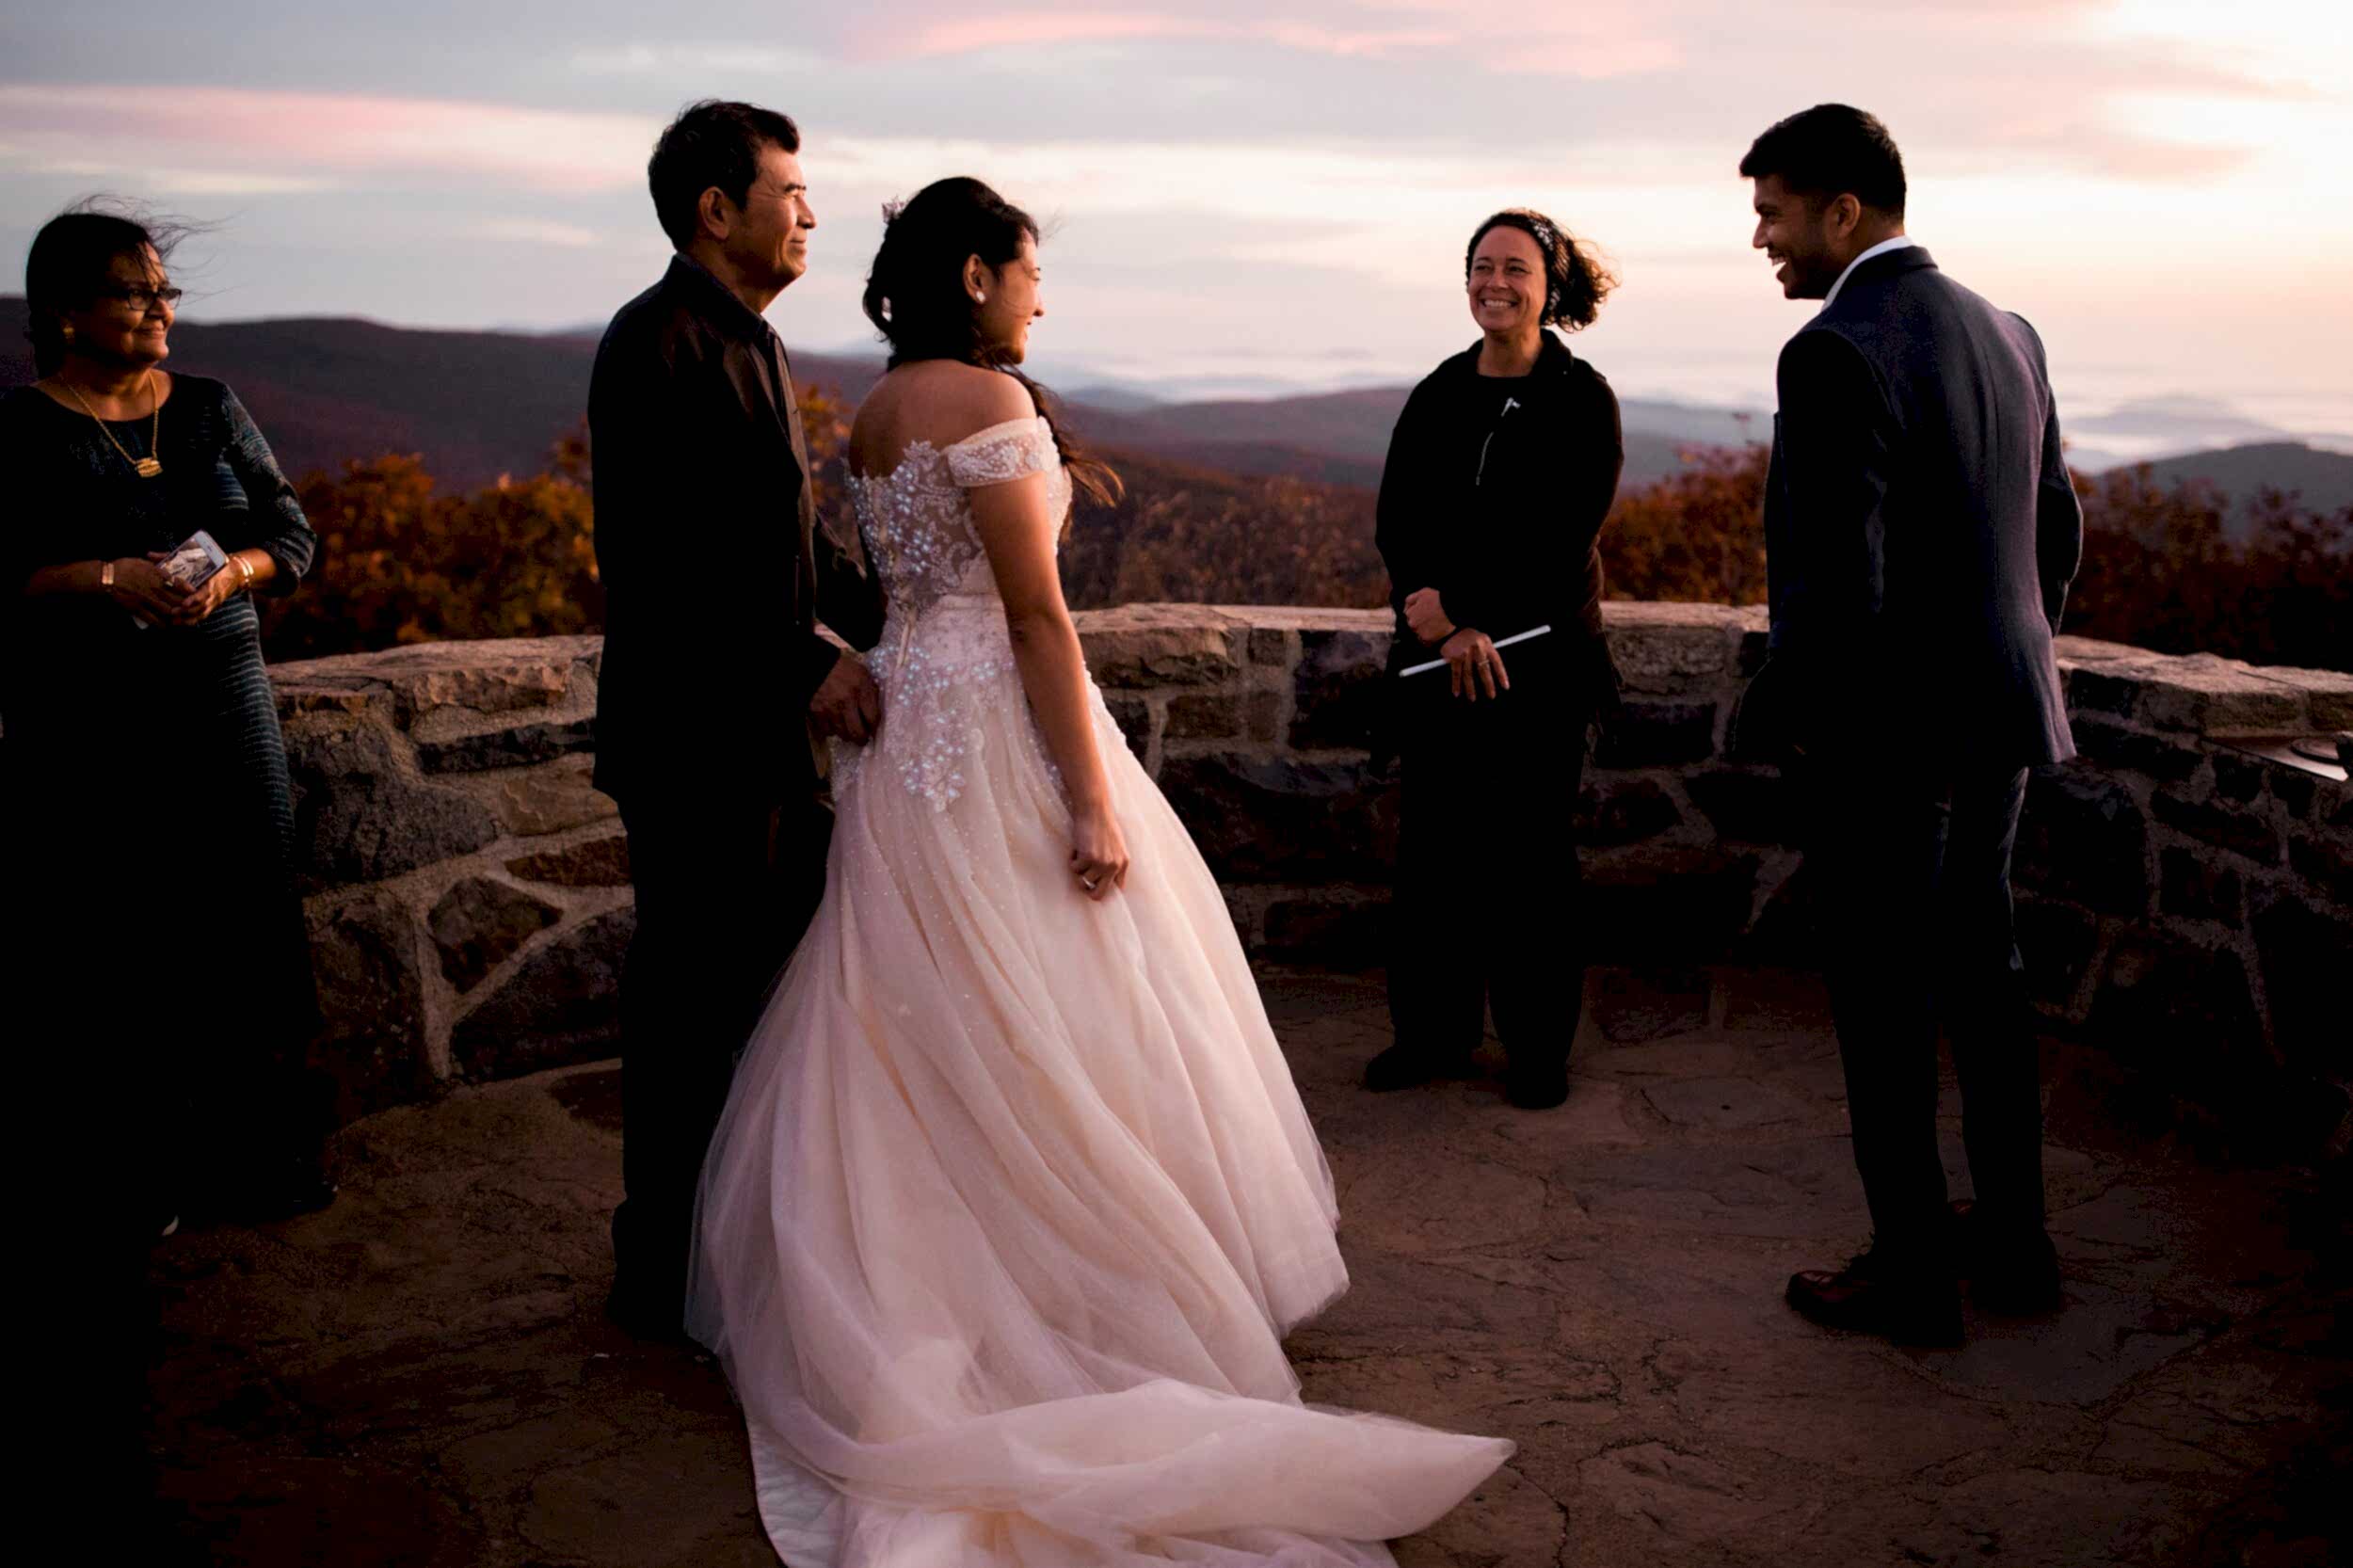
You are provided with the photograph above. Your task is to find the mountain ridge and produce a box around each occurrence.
[4,298,2345,515]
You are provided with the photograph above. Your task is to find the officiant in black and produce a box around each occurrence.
[1369,208,1625,1112]
[2,204,329,1230]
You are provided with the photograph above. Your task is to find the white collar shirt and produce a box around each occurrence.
[1819,235,1917,312]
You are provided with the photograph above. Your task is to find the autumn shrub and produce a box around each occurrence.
[1064,456,1387,610]
[263,392,2347,677]
[2065,468,2350,672]
[261,433,600,660]
[1600,443,1769,605]
[1592,441,2350,673]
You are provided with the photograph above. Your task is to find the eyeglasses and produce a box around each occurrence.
[104,284,184,312]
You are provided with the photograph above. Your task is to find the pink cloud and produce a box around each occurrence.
[859,0,2319,99]
[0,85,653,193]
[1975,120,2261,183]
[895,10,1451,60]
[903,10,1197,54]
[1486,36,1683,79]
[864,1,1684,78]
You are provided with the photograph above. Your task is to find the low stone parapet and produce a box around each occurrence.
[273,608,2351,1159]
[276,637,624,1117]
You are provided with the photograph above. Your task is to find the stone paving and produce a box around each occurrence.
[146,967,2348,1567]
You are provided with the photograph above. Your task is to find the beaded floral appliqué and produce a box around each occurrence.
[842,418,1070,809]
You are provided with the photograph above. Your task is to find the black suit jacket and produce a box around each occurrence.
[588,257,883,808]
[1749,246,2082,768]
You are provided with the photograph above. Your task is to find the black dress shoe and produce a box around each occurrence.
[1502,1056,1569,1111]
[1786,1242,1963,1346]
[1363,1043,1463,1093]
[189,1158,340,1225]
[233,1172,340,1222]
[1948,1198,2062,1314]
[605,1286,691,1344]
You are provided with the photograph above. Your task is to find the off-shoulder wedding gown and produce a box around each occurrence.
[687,415,1510,1566]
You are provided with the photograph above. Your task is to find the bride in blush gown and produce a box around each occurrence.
[687,177,1512,1568]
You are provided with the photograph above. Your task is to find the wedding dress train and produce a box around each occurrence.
[687,416,1510,1566]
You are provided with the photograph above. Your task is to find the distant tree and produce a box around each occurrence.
[1065,457,1386,610]
[261,429,600,660]
[259,394,2348,678]
[1600,443,1769,606]
[2067,466,2350,671]
[796,383,852,518]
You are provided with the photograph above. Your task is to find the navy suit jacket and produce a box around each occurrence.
[1749,246,2082,769]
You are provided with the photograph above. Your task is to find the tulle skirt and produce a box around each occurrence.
[688,668,1510,1565]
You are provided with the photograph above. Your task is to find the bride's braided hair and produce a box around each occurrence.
[861,177,1122,507]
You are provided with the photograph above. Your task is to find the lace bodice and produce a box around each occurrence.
[840,416,1073,808]
[847,416,1068,621]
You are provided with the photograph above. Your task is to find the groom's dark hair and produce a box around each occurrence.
[648,99,801,248]
[1739,104,1906,218]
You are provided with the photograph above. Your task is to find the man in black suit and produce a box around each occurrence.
[1738,104,2083,1344]
[589,100,885,1336]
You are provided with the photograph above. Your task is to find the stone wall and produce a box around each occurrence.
[276,608,2352,1158]
[279,638,626,1119]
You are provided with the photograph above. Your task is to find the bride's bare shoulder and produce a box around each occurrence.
[852,362,1033,475]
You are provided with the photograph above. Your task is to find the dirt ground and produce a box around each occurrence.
[144,966,2348,1566]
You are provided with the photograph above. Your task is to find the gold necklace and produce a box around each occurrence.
[62,370,164,478]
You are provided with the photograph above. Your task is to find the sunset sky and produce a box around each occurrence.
[5,2,2349,442]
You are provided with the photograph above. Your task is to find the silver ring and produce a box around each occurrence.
[1081,875,1100,891]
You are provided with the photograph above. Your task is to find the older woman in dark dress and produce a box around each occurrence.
[1369,207,1624,1111]
[2,206,328,1231]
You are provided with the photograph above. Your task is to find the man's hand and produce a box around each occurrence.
[1731,653,1814,760]
[1403,586,1455,645]
[809,651,882,744]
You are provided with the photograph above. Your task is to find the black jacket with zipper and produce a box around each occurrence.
[1373,331,1624,695]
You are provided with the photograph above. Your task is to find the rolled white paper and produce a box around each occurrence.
[1399,623,1554,677]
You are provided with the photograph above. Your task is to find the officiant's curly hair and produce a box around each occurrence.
[1465,209,1616,332]
[862,177,1123,508]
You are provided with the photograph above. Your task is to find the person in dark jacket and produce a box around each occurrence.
[1739,104,2083,1345]
[589,100,885,1336]
[1369,207,1624,1111]
[3,204,330,1226]
[4,201,330,1544]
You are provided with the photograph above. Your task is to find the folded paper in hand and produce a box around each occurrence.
[133,529,230,630]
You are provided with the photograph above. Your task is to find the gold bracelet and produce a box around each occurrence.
[100,560,116,593]
[235,554,256,590]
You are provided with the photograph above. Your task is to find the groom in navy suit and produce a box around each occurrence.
[1737,105,2083,1344]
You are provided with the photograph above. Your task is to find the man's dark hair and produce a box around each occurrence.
[648,99,801,248]
[1739,104,1906,218]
